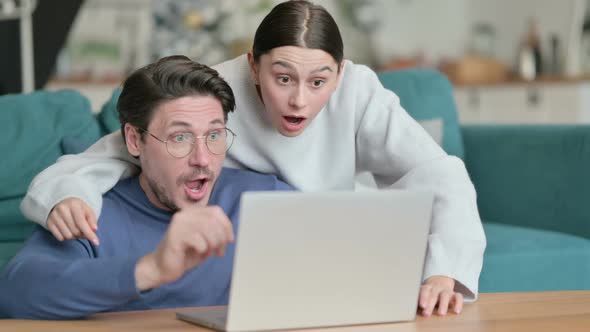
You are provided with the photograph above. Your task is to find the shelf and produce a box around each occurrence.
[452,75,590,88]
[454,81,590,124]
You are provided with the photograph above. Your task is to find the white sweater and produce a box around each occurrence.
[21,55,485,299]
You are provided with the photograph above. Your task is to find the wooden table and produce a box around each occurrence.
[2,291,589,331]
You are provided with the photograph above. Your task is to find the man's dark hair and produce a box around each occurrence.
[117,55,236,141]
[252,0,344,69]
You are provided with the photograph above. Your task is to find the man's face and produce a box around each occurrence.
[126,96,226,211]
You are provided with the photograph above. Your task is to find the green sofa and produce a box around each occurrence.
[1,69,589,293]
[0,90,107,269]
[380,69,590,292]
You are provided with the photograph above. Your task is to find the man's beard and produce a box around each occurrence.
[146,176,179,212]
[145,167,215,212]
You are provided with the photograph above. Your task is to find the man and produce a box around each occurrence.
[0,56,292,319]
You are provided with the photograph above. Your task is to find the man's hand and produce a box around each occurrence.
[418,275,463,316]
[134,205,234,292]
[47,198,99,245]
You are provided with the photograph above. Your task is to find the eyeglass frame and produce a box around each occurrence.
[136,126,236,158]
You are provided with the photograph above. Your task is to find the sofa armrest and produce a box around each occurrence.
[461,125,590,239]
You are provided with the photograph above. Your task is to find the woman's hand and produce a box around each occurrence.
[418,275,463,316]
[47,198,99,245]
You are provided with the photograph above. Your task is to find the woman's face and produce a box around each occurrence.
[248,46,343,137]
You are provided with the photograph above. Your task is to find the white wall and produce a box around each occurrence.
[466,0,580,68]
[62,0,584,72]
[365,0,581,70]
[370,0,470,66]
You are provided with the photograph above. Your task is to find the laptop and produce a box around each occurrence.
[177,189,433,332]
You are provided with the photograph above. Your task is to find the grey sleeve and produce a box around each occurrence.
[20,132,140,227]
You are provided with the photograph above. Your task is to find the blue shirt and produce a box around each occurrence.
[0,168,293,319]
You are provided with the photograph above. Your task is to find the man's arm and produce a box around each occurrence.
[0,204,236,319]
[0,229,144,319]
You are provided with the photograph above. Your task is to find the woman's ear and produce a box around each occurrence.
[124,123,141,157]
[247,52,260,85]
[333,60,346,91]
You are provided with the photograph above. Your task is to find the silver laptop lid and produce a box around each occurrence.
[226,190,433,332]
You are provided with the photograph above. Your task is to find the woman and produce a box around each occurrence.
[22,0,484,317]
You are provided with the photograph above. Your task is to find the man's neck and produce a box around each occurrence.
[138,173,174,212]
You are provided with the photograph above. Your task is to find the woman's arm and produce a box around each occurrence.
[353,66,486,302]
[20,131,140,228]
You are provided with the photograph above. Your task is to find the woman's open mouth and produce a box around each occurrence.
[282,116,306,132]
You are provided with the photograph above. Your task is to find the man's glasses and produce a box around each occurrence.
[137,127,236,158]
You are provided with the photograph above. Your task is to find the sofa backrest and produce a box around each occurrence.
[1,89,102,202]
[0,90,102,266]
[97,89,122,135]
[377,69,464,159]
[463,125,590,239]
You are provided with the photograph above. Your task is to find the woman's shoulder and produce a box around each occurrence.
[341,59,379,81]
[333,60,393,102]
[333,60,385,99]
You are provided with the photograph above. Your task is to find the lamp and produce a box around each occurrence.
[0,0,38,93]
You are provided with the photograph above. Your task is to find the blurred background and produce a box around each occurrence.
[3,0,590,124]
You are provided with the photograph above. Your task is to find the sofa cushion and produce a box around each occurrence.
[480,222,590,292]
[97,88,122,135]
[0,198,36,271]
[0,198,36,241]
[355,117,444,190]
[418,118,443,146]
[377,69,464,159]
[0,90,101,200]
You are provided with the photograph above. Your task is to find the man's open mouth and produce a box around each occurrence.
[186,179,207,193]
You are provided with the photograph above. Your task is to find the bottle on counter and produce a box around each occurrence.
[517,18,542,80]
[580,7,590,74]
